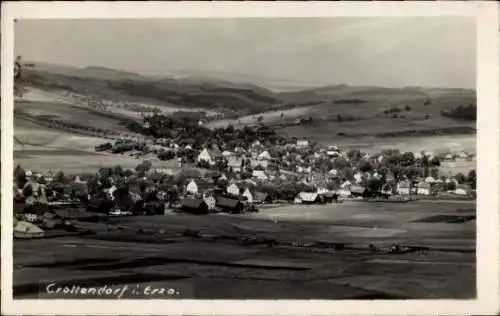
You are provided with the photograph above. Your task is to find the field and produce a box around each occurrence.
[14,116,177,174]
[13,200,476,299]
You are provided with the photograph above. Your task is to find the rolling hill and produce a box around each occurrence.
[18,62,476,145]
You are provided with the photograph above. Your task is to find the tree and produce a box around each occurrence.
[454,172,466,184]
[257,116,264,123]
[337,114,342,122]
[467,169,476,189]
[400,152,415,167]
[367,178,384,193]
[113,165,124,176]
[226,124,235,133]
[430,167,439,179]
[54,170,66,183]
[404,105,411,111]
[357,160,373,173]
[14,165,26,188]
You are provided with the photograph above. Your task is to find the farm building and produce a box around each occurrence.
[397,180,412,195]
[350,186,370,198]
[180,198,209,215]
[186,180,199,195]
[296,192,321,204]
[215,196,244,214]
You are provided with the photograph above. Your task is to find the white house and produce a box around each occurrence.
[218,173,228,181]
[196,148,222,166]
[251,159,269,169]
[328,169,339,177]
[417,182,432,195]
[243,188,253,204]
[252,170,268,181]
[454,184,471,196]
[186,180,198,194]
[228,156,244,173]
[316,187,329,195]
[338,180,352,197]
[425,176,436,183]
[258,151,272,160]
[227,183,240,196]
[222,150,233,157]
[297,139,309,148]
[397,180,411,195]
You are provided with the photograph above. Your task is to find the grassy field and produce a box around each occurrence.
[13,200,475,299]
[14,116,177,174]
[16,100,131,132]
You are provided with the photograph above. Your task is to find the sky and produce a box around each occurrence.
[15,17,476,88]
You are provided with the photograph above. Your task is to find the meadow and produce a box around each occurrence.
[13,200,475,299]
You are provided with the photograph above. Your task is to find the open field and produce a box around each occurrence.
[16,100,131,132]
[14,117,177,174]
[14,200,475,299]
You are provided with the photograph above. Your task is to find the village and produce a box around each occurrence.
[13,112,476,235]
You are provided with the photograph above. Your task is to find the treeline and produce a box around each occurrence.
[376,126,476,138]
[441,104,476,121]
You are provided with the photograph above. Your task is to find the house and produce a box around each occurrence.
[180,198,209,215]
[297,139,309,148]
[397,180,412,195]
[444,153,454,161]
[417,182,432,195]
[328,169,339,178]
[218,173,228,181]
[425,176,436,183]
[316,187,329,195]
[228,156,244,173]
[251,159,269,169]
[242,188,253,203]
[196,148,223,166]
[296,192,320,204]
[258,151,272,160]
[338,180,352,197]
[350,186,370,198]
[457,151,469,161]
[252,170,268,181]
[215,196,244,214]
[227,183,240,196]
[454,184,472,196]
[222,150,233,157]
[186,180,198,195]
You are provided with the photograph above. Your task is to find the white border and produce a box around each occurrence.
[1,2,499,315]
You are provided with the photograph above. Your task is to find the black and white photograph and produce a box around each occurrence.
[2,2,499,315]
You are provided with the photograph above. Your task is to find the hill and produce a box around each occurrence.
[19,62,476,144]
[22,63,282,117]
